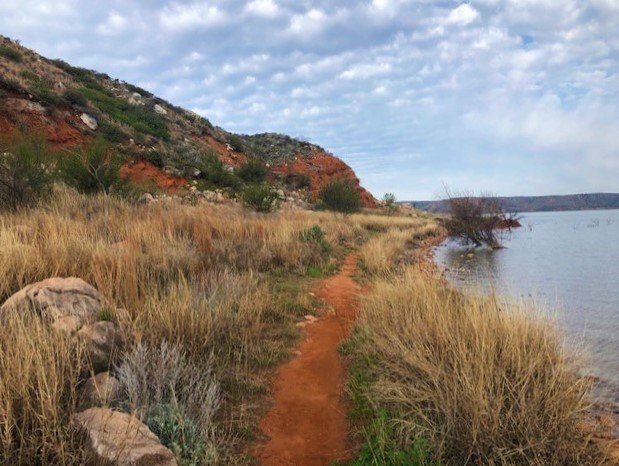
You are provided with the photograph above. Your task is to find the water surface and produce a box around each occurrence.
[435,209,619,404]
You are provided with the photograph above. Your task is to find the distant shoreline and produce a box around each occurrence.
[407,193,619,213]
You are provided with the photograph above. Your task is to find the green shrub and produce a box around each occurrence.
[62,88,87,107]
[242,183,280,212]
[350,411,436,466]
[32,85,60,106]
[237,158,267,183]
[79,87,169,140]
[300,225,330,253]
[0,46,22,63]
[57,137,123,194]
[285,173,311,189]
[227,134,244,152]
[0,133,52,210]
[145,404,207,466]
[195,151,241,190]
[19,70,39,82]
[145,150,165,168]
[98,120,126,144]
[318,179,362,214]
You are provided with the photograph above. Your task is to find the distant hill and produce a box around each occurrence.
[0,35,375,206]
[410,193,619,213]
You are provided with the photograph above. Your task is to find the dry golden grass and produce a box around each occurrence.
[0,186,373,464]
[351,268,608,465]
[0,186,368,310]
[0,311,88,465]
[358,217,443,275]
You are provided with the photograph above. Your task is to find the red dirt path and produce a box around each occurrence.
[251,254,361,465]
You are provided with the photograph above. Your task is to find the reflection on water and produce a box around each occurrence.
[435,209,619,407]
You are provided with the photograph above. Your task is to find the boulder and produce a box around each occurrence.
[138,192,154,204]
[79,372,121,408]
[80,113,98,131]
[154,104,167,115]
[77,321,124,373]
[1,277,105,327]
[74,408,178,466]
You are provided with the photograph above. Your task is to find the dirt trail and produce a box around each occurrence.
[251,254,361,465]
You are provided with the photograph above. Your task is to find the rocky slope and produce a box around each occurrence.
[0,35,375,206]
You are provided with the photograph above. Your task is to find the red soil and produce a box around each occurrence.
[119,160,187,192]
[251,254,361,465]
[195,134,248,167]
[273,149,376,208]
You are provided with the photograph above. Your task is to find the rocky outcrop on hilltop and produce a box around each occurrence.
[273,147,376,207]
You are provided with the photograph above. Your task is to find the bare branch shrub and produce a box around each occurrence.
[443,188,512,249]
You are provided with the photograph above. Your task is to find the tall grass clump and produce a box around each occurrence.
[0,311,88,465]
[350,269,605,465]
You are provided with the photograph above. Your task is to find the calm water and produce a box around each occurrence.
[435,209,619,405]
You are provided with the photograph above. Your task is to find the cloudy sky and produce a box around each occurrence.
[1,0,618,200]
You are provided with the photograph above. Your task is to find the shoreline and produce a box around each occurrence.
[430,235,619,456]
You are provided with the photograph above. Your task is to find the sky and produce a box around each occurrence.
[1,0,618,200]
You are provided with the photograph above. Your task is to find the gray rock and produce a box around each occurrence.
[77,321,124,373]
[138,193,154,204]
[80,113,98,131]
[1,277,105,327]
[74,408,178,466]
[154,104,167,115]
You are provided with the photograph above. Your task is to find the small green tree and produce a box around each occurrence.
[237,158,267,183]
[242,183,280,213]
[195,151,241,190]
[0,133,52,210]
[318,179,362,214]
[58,137,122,194]
[382,192,397,214]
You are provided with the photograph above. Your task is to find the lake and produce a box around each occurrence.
[434,209,619,407]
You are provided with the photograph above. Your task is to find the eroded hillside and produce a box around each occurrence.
[0,35,375,205]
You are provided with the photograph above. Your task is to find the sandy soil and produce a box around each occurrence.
[251,254,361,465]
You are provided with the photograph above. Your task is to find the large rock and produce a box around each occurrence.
[1,277,105,327]
[154,104,167,115]
[74,408,178,466]
[80,113,98,130]
[77,321,124,373]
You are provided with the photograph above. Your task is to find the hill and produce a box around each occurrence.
[410,193,619,213]
[0,35,375,206]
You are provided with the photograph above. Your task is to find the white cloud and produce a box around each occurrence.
[97,11,127,35]
[445,4,480,26]
[287,9,328,37]
[245,0,281,19]
[339,63,392,80]
[160,2,227,30]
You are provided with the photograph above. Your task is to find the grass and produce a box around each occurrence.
[0,185,372,464]
[345,268,610,465]
[0,182,611,464]
[79,85,170,140]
